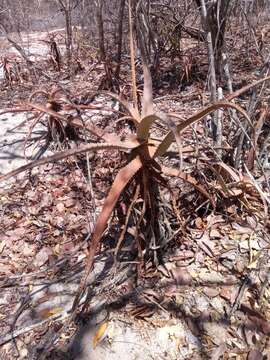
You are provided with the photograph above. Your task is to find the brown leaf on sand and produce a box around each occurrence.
[34,247,53,267]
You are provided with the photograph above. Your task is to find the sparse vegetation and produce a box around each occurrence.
[0,1,270,359]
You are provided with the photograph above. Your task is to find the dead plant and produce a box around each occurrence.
[1,3,269,320]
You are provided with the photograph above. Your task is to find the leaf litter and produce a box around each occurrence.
[0,20,270,360]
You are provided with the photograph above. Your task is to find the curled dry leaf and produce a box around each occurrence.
[202,287,220,298]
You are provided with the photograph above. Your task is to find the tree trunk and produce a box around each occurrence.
[195,0,231,76]
[199,0,217,103]
[57,0,73,68]
[96,0,106,61]
[64,6,73,67]
[208,0,231,76]
[115,0,126,79]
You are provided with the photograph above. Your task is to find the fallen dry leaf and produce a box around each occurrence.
[64,198,76,208]
[247,349,263,360]
[171,267,192,285]
[56,202,65,213]
[39,307,63,319]
[92,322,108,349]
[0,240,6,254]
[34,247,53,267]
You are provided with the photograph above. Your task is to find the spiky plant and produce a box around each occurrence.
[1,1,270,313]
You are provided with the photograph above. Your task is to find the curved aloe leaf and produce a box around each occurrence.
[141,57,153,118]
[116,115,136,124]
[137,113,162,140]
[0,142,135,182]
[102,91,140,124]
[215,161,240,182]
[28,90,49,101]
[75,155,143,300]
[23,112,44,160]
[154,101,253,158]
[25,101,126,143]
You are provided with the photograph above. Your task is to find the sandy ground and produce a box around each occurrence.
[0,113,32,175]
[0,29,68,178]
[0,109,53,189]
[70,314,200,360]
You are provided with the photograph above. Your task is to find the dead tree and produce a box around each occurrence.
[50,38,61,71]
[56,0,74,67]
[115,0,126,79]
[95,0,106,61]
[195,0,231,76]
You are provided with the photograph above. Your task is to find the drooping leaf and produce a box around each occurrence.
[72,156,143,309]
[25,101,116,140]
[154,101,253,157]
[226,74,270,101]
[0,142,135,182]
[137,113,162,140]
[104,92,140,124]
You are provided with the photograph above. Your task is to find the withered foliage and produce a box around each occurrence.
[0,1,270,359]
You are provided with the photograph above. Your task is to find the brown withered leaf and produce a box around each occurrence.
[197,232,216,257]
[171,267,192,285]
[247,349,263,360]
[64,198,76,208]
[210,343,227,360]
[34,247,53,267]
[241,304,270,335]
[202,287,220,298]
[246,315,270,335]
[195,217,205,229]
